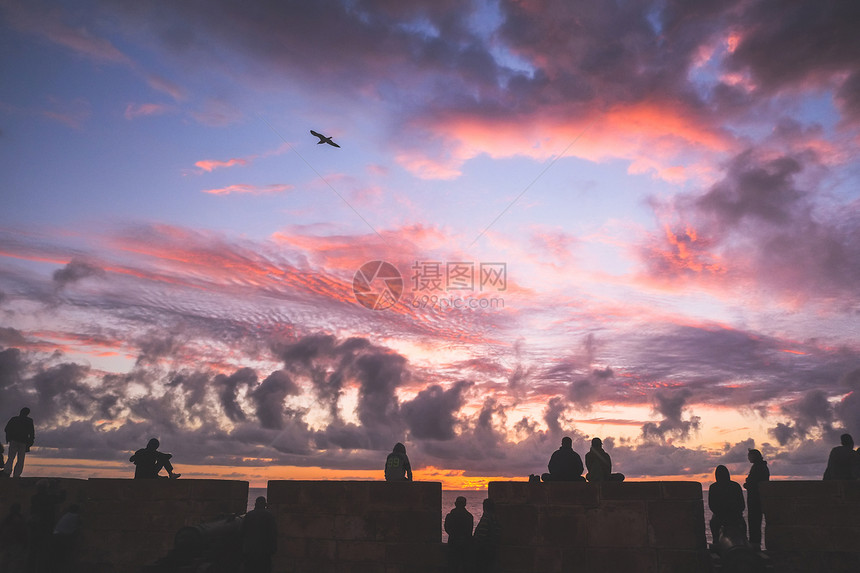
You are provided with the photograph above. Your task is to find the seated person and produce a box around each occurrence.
[542,436,585,481]
[708,465,746,544]
[585,437,625,482]
[130,438,180,479]
[384,442,413,481]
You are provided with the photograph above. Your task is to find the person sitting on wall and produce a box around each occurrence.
[444,495,474,573]
[384,442,413,481]
[708,465,746,546]
[585,437,625,482]
[542,436,585,482]
[129,438,181,479]
[823,433,860,480]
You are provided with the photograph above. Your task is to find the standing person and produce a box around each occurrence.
[384,442,413,481]
[4,408,34,478]
[0,502,28,573]
[129,438,181,479]
[585,437,625,482]
[543,436,584,481]
[241,496,277,573]
[473,498,501,573]
[708,465,746,545]
[744,449,769,549]
[823,433,860,480]
[444,496,473,573]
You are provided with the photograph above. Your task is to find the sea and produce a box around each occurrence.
[247,486,718,544]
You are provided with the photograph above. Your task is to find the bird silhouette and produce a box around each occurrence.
[310,130,340,148]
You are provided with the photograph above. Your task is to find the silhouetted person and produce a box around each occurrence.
[744,449,769,548]
[241,496,277,573]
[585,437,625,482]
[0,502,27,573]
[444,496,473,573]
[473,498,501,573]
[130,438,181,479]
[0,443,5,473]
[385,442,413,481]
[543,436,584,482]
[50,503,82,571]
[708,465,746,545]
[823,433,860,480]
[28,479,66,573]
[4,408,34,478]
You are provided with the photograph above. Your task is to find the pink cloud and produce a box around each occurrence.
[201,184,292,195]
[124,103,172,120]
[194,158,250,172]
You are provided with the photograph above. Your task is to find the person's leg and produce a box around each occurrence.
[5,441,25,477]
[748,500,763,545]
[12,444,25,478]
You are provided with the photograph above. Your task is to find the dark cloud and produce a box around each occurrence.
[643,148,860,301]
[251,370,299,430]
[726,0,860,121]
[401,380,472,440]
[52,258,104,289]
[641,388,701,442]
[213,367,258,423]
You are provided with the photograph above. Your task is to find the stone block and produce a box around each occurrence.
[647,500,706,549]
[496,544,537,571]
[337,540,387,562]
[765,525,833,552]
[659,481,703,500]
[841,481,860,503]
[656,549,709,573]
[587,548,658,573]
[488,481,532,504]
[384,542,445,565]
[307,538,338,560]
[539,505,588,547]
[544,482,599,507]
[533,545,564,572]
[369,481,440,510]
[334,514,371,538]
[362,510,439,542]
[599,481,661,500]
[561,547,590,572]
[759,480,842,500]
[280,513,336,538]
[495,503,539,545]
[794,501,858,528]
[586,501,648,548]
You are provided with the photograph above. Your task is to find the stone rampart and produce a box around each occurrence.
[267,480,444,573]
[760,480,860,572]
[0,477,248,572]
[488,480,709,573]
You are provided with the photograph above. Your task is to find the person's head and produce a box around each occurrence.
[840,433,854,448]
[714,465,730,482]
[748,449,763,463]
[19,407,30,417]
[393,442,406,454]
[591,437,602,449]
[254,496,267,510]
[146,438,160,450]
[561,436,572,448]
[482,498,495,513]
[455,496,467,508]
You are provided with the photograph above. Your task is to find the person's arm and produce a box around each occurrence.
[405,456,413,481]
[26,419,34,446]
[575,453,584,476]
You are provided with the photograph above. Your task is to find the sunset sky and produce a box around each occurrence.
[2,0,859,489]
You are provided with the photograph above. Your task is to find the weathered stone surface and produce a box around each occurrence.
[647,500,706,549]
[659,481,703,500]
[586,501,648,547]
[657,549,710,573]
[495,503,539,545]
[587,548,658,573]
[539,505,588,547]
[543,481,599,507]
[599,481,661,500]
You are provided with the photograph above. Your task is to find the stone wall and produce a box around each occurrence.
[488,481,709,573]
[0,477,248,572]
[267,480,443,573]
[760,480,860,572]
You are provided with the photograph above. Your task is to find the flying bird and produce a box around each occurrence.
[310,130,340,148]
